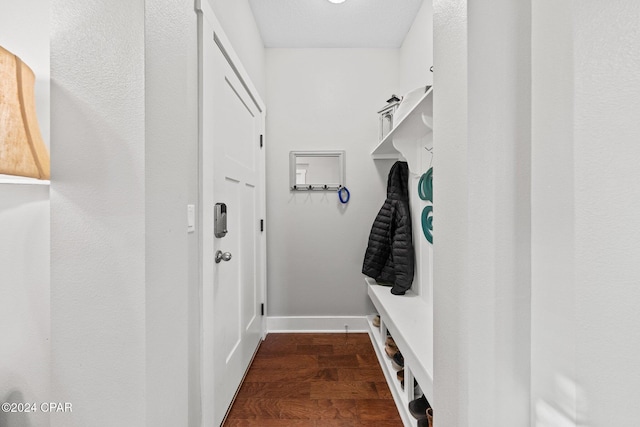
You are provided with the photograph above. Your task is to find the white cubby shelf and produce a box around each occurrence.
[365,277,434,425]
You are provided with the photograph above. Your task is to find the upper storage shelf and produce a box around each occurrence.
[371,87,433,172]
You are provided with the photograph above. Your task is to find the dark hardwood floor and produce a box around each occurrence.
[223,333,403,427]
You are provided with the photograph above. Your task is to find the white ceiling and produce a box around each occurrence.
[248,0,424,48]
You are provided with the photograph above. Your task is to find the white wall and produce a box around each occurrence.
[0,1,51,427]
[399,0,433,94]
[434,1,640,425]
[573,3,640,422]
[263,2,435,327]
[432,0,469,423]
[532,1,640,425]
[0,185,50,427]
[265,49,399,319]
[145,1,199,426]
[206,0,266,100]
[530,2,576,426]
[50,0,146,426]
[433,0,531,425]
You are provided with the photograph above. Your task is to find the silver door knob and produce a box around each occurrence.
[215,250,232,263]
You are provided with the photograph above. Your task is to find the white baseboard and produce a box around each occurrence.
[266,316,369,333]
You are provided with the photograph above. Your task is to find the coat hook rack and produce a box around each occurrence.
[290,150,346,192]
[291,184,342,191]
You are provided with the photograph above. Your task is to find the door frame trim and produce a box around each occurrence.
[195,0,265,112]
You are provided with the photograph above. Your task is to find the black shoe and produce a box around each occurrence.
[409,395,431,420]
[400,377,418,390]
[391,351,404,370]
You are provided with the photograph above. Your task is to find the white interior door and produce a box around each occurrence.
[199,6,266,426]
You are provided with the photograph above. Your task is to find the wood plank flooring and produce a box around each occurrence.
[223,333,403,427]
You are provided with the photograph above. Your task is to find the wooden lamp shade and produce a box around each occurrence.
[0,45,50,179]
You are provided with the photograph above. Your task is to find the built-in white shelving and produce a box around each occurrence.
[371,87,433,174]
[367,86,434,424]
[366,278,434,416]
[366,313,415,427]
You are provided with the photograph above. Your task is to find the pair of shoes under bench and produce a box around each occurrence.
[409,395,431,420]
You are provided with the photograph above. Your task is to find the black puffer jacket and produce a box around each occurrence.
[362,161,414,295]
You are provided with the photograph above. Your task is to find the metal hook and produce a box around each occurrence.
[424,146,434,168]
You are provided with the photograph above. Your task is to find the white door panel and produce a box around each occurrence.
[200,9,265,426]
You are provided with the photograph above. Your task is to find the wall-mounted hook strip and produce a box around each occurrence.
[291,184,341,191]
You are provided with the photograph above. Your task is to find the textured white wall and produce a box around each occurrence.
[574,3,640,423]
[0,186,50,427]
[265,49,398,317]
[206,0,266,100]
[532,1,640,425]
[432,0,468,423]
[145,1,199,426]
[530,2,577,426]
[50,0,146,426]
[466,1,532,423]
[434,0,531,424]
[0,1,50,427]
[399,0,433,94]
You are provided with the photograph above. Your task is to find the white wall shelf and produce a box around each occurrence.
[371,87,433,174]
[0,175,50,185]
[366,277,434,412]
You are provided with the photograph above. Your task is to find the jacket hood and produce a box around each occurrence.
[387,161,410,201]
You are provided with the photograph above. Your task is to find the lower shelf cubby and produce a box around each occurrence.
[365,278,434,427]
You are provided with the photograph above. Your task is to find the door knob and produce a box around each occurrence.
[215,250,232,263]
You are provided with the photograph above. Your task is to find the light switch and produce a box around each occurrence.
[187,204,195,233]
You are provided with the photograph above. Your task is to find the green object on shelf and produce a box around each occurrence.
[422,205,433,244]
[418,168,433,202]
